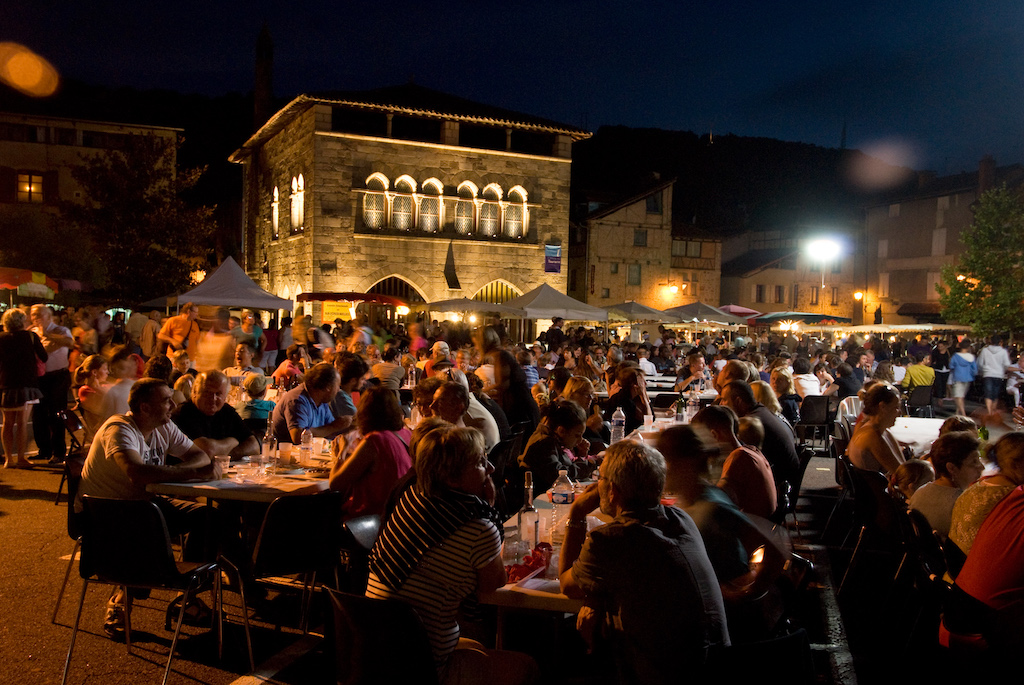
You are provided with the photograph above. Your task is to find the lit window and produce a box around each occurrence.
[363,174,387,229]
[479,184,501,237]
[504,186,527,238]
[627,263,641,286]
[271,186,279,239]
[455,182,477,235]
[419,178,442,233]
[687,242,701,258]
[290,174,305,233]
[17,173,43,203]
[391,176,416,231]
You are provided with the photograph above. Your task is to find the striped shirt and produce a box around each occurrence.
[366,518,501,669]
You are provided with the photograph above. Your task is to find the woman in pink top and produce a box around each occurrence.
[329,385,412,520]
[74,354,109,440]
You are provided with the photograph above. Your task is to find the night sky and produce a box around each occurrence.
[7,0,1024,172]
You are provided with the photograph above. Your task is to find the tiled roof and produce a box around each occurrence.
[721,247,798,277]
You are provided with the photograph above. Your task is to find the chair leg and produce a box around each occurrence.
[838,526,867,598]
[52,539,80,623]
[164,579,199,685]
[821,488,849,542]
[60,579,90,685]
[55,470,67,505]
[214,570,224,662]
[123,586,133,654]
[300,570,317,634]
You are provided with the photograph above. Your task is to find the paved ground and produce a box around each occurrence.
[1,394,1010,684]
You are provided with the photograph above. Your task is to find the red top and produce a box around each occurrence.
[956,484,1024,610]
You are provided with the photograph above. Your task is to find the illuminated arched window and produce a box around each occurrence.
[419,178,443,233]
[455,181,477,235]
[479,183,502,237]
[290,174,305,233]
[363,173,388,229]
[505,186,527,238]
[391,175,416,231]
[271,186,279,239]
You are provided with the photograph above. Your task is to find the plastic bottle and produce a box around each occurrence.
[299,427,314,466]
[517,471,540,551]
[686,390,700,422]
[550,470,575,545]
[262,426,278,472]
[610,406,626,443]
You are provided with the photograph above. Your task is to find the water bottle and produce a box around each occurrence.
[550,470,575,545]
[610,407,626,443]
[686,391,700,422]
[517,471,540,550]
[262,427,278,473]
[299,427,314,466]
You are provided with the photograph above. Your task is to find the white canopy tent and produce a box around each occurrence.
[167,257,294,311]
[503,283,609,321]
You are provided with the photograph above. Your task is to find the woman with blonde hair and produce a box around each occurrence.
[0,308,46,468]
[751,380,783,417]
[367,424,537,685]
[769,366,801,426]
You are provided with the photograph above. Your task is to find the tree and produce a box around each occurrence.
[939,185,1024,338]
[60,134,215,303]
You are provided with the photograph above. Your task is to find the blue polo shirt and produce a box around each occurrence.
[271,384,336,443]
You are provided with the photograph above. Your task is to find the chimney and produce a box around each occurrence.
[254,25,274,132]
[978,154,996,194]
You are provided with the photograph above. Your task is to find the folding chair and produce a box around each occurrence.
[62,496,227,685]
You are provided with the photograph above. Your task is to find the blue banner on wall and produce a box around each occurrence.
[544,245,561,273]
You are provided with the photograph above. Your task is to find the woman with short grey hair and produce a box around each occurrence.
[0,308,47,467]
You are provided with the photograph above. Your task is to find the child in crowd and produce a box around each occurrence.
[891,459,935,500]
[236,373,276,421]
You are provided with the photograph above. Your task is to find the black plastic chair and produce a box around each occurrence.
[51,464,85,623]
[488,432,523,518]
[327,588,440,685]
[774,446,816,538]
[336,514,382,594]
[652,392,681,409]
[55,409,87,505]
[62,496,226,685]
[837,464,906,598]
[907,385,934,417]
[795,395,840,455]
[222,490,345,639]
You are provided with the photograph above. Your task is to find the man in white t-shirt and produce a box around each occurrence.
[78,378,221,638]
[977,335,1012,415]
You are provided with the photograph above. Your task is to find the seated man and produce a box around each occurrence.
[433,367,502,451]
[330,353,368,434]
[720,380,799,493]
[271,362,351,444]
[77,378,222,637]
[901,353,936,393]
[692,405,778,519]
[172,370,259,459]
[559,440,729,682]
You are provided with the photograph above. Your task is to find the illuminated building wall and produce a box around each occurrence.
[231,86,590,316]
[569,180,721,308]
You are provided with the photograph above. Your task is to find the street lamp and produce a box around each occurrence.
[805,238,842,313]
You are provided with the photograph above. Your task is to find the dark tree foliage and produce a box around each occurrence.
[60,134,215,304]
[939,185,1024,338]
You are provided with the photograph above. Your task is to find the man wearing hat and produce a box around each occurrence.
[423,340,451,377]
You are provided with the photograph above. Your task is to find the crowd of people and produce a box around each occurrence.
[4,301,1024,677]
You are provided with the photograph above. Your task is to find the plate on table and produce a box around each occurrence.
[273,467,306,475]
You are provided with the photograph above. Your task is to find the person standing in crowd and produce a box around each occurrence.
[157,302,201,358]
[30,304,73,464]
[978,335,1012,415]
[0,308,46,468]
[545,316,567,353]
[138,310,162,360]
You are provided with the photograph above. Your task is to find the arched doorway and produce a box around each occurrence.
[473,280,525,341]
[366,276,426,325]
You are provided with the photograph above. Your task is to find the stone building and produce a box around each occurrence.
[568,179,721,309]
[861,157,1024,325]
[229,84,590,322]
